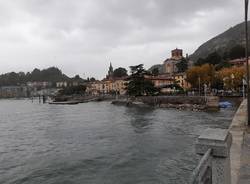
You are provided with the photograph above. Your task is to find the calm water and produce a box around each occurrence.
[0,99,239,184]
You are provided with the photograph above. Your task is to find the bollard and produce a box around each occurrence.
[195,128,232,184]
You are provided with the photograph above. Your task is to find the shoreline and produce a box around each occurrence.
[111,99,207,111]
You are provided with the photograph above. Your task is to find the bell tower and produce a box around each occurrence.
[171,48,183,60]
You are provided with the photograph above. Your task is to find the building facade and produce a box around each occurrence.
[86,78,128,95]
[163,48,184,74]
[0,86,28,98]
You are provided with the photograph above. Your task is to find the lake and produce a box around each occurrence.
[0,99,239,184]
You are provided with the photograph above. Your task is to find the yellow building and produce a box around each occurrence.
[144,75,174,88]
[173,73,190,90]
[86,78,128,95]
[145,73,190,91]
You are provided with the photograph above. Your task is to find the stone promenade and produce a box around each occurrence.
[237,128,250,184]
[229,99,250,184]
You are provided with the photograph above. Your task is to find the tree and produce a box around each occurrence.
[58,85,87,95]
[215,60,231,71]
[205,51,222,65]
[195,52,222,66]
[151,68,159,76]
[218,66,246,90]
[74,75,80,80]
[0,67,71,86]
[229,45,245,59]
[186,64,215,88]
[113,67,128,78]
[195,58,206,66]
[126,64,158,96]
[176,57,188,72]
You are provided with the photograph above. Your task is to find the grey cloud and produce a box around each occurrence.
[0,0,244,78]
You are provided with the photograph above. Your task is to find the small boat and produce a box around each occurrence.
[219,101,232,108]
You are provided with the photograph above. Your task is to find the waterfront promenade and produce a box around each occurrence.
[237,110,250,184]
[191,99,250,184]
[218,99,250,184]
[229,99,247,184]
[229,99,250,184]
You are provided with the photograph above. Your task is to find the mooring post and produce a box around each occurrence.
[195,128,232,184]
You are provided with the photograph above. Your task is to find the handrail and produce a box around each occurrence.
[190,148,212,184]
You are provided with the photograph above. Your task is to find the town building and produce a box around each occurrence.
[86,77,128,95]
[0,86,28,98]
[145,73,190,91]
[163,48,183,74]
[56,81,68,88]
[145,75,174,88]
[27,81,52,89]
[56,81,83,88]
[173,73,191,90]
[228,58,249,67]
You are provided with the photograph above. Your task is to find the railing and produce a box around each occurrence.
[191,149,212,184]
[190,128,232,184]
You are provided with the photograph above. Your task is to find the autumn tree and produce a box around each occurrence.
[186,64,215,88]
[218,67,246,90]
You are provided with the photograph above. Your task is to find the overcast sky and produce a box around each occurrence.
[0,0,245,79]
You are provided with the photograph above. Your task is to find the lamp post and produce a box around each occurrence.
[245,0,250,125]
[198,76,201,96]
[243,78,246,98]
[231,73,235,92]
[204,84,207,101]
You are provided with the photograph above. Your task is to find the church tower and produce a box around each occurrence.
[107,62,114,79]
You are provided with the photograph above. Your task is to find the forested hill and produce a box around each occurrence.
[0,67,78,86]
[190,21,249,62]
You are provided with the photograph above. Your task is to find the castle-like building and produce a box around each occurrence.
[163,48,183,74]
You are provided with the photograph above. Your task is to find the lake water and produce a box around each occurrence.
[0,99,239,184]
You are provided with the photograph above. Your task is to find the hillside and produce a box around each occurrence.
[190,21,249,62]
[0,67,82,86]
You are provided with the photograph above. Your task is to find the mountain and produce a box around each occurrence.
[190,21,248,62]
[0,67,83,86]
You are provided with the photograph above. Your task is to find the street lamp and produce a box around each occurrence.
[204,84,207,101]
[198,76,201,96]
[245,0,250,125]
[231,73,235,92]
[243,77,247,98]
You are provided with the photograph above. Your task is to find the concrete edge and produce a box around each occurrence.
[229,99,247,184]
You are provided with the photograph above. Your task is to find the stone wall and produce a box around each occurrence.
[138,96,206,106]
[191,128,232,184]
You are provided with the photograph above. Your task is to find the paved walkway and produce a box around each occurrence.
[230,99,250,184]
[237,128,250,184]
[229,100,247,184]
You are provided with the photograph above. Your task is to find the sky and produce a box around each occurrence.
[0,0,245,79]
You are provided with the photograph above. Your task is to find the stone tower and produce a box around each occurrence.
[171,48,183,60]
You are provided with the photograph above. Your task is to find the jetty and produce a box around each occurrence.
[49,101,80,105]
